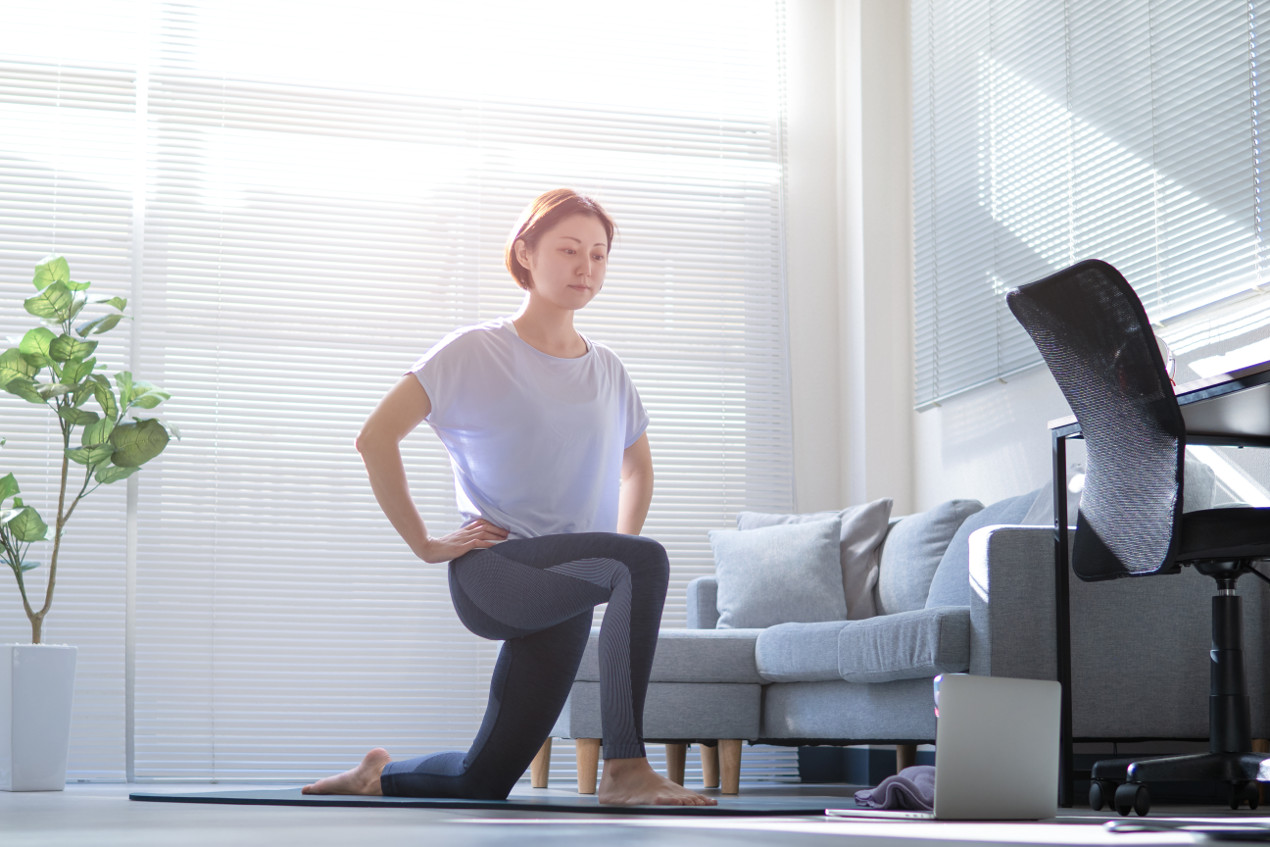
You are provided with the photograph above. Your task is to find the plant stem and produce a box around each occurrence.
[30,412,74,645]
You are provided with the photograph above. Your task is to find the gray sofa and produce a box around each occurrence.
[551,486,1270,792]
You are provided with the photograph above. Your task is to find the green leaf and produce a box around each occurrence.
[115,372,134,407]
[67,292,88,322]
[49,334,98,363]
[98,296,127,312]
[90,378,118,420]
[58,407,99,427]
[108,418,169,467]
[32,256,69,291]
[65,279,91,292]
[60,357,96,386]
[76,314,124,337]
[0,473,18,503]
[94,464,138,485]
[18,327,56,367]
[3,504,49,543]
[4,377,45,405]
[18,560,41,573]
[82,416,116,446]
[67,444,114,465]
[0,348,38,386]
[36,383,74,400]
[24,281,74,321]
[131,390,170,410]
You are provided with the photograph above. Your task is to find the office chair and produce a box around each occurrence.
[1006,259,1270,817]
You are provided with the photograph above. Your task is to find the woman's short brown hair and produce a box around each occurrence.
[505,189,616,290]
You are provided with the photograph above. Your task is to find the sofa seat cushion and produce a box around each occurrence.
[754,621,851,683]
[574,627,764,684]
[837,606,971,683]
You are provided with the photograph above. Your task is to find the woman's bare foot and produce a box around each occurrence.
[597,757,717,806]
[302,748,391,796]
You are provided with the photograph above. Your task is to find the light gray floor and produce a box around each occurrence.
[4,782,1269,847]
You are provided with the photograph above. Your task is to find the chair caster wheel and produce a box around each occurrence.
[1230,781,1260,810]
[1114,782,1149,817]
[1089,780,1115,811]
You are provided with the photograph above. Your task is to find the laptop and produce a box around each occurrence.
[826,673,1061,821]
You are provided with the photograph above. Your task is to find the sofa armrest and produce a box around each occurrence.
[686,576,719,629]
[967,525,1059,679]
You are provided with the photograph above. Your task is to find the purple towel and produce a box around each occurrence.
[853,765,936,811]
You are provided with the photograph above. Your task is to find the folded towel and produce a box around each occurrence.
[853,765,936,811]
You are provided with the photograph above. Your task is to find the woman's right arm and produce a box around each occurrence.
[355,375,507,563]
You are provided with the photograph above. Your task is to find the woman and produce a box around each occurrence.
[303,189,715,806]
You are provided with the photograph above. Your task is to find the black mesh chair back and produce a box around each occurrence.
[1006,259,1184,581]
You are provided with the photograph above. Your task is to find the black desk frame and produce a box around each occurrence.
[1050,361,1270,807]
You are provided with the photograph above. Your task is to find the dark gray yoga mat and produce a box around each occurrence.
[128,787,842,816]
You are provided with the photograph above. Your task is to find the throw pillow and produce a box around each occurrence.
[925,489,1040,609]
[709,517,846,629]
[737,498,893,619]
[876,499,982,615]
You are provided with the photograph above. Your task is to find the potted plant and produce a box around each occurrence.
[0,255,175,790]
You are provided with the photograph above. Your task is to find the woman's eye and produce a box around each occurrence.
[562,248,576,255]
[592,254,605,262]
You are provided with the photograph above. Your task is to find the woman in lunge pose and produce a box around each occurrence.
[303,189,714,806]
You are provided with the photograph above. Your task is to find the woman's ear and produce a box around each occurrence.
[514,238,531,268]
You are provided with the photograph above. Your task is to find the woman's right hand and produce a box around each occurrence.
[420,519,509,563]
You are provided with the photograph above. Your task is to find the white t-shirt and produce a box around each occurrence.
[410,316,649,540]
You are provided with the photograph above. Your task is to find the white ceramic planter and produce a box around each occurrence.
[1,643,77,791]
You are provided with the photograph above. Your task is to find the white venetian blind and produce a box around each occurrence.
[0,0,795,782]
[912,0,1264,409]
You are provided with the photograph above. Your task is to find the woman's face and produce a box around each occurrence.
[516,213,609,310]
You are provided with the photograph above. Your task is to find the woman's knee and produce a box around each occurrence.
[621,535,669,587]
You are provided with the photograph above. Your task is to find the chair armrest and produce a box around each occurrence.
[967,525,1060,679]
[686,576,719,629]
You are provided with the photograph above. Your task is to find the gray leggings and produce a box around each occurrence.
[379,532,670,799]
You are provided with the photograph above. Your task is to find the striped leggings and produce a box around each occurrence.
[379,532,670,799]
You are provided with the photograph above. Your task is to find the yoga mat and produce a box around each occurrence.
[128,787,841,816]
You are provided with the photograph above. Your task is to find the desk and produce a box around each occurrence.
[1049,359,1270,806]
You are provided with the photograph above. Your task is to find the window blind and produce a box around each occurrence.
[912,0,1266,409]
[0,0,796,783]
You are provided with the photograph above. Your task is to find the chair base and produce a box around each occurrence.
[1090,751,1270,815]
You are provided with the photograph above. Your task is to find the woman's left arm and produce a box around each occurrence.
[617,433,654,535]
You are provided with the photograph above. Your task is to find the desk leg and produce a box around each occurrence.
[1054,431,1074,808]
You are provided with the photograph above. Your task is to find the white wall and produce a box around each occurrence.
[786,0,920,515]
[787,0,1066,515]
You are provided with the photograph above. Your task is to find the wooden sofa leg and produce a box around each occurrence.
[896,743,917,773]
[700,743,720,788]
[530,738,552,788]
[719,739,742,795]
[575,738,601,795]
[665,743,687,785]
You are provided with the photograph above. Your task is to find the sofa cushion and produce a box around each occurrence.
[837,606,972,683]
[925,490,1040,609]
[710,517,846,628]
[574,627,763,684]
[754,621,851,682]
[876,500,982,615]
[736,498,893,620]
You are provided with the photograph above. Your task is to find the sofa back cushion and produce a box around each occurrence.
[876,499,982,615]
[925,490,1040,609]
[709,517,846,628]
[736,498,893,620]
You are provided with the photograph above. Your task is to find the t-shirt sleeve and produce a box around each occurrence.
[620,363,650,448]
[407,329,466,426]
